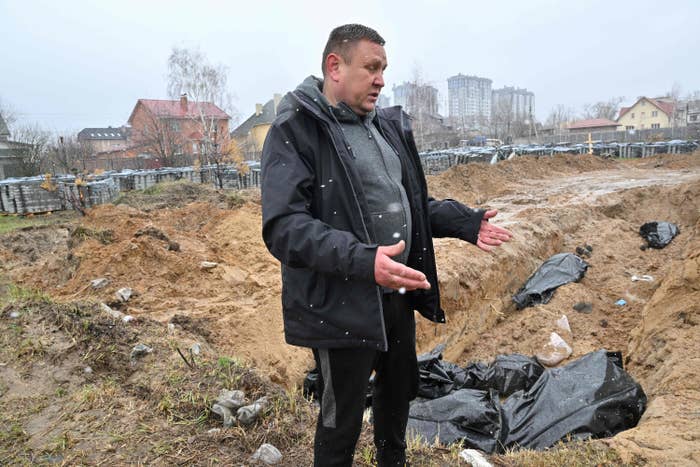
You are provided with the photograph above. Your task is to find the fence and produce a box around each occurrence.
[419,139,698,175]
[0,162,261,214]
[532,126,700,145]
[1,140,697,214]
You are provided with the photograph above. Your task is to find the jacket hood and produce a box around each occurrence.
[280,75,377,125]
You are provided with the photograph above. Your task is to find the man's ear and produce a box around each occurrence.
[325,53,342,82]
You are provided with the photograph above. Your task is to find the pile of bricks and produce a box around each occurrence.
[0,162,262,214]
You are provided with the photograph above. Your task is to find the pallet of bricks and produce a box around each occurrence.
[0,175,119,214]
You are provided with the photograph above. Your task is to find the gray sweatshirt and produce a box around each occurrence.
[297,76,413,265]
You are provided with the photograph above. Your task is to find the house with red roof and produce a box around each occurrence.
[126,94,230,167]
[616,97,676,131]
[567,118,621,134]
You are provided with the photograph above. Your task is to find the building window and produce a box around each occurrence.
[626,125,634,130]
[641,112,645,117]
[631,113,635,119]
[640,124,645,129]
[170,120,180,132]
[652,110,658,117]
[691,115,698,122]
[651,123,660,129]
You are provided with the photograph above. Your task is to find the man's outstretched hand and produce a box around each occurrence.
[476,209,513,252]
[374,240,431,291]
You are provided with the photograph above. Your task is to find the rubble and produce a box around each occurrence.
[100,302,125,320]
[216,389,246,410]
[237,396,269,425]
[250,443,282,465]
[130,344,153,360]
[211,403,235,427]
[90,278,109,289]
[536,332,573,367]
[116,287,133,302]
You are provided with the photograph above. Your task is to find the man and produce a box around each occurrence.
[261,24,512,466]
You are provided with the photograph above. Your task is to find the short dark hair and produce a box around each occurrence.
[321,24,385,76]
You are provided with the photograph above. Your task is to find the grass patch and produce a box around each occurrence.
[70,225,114,245]
[0,211,78,235]
[226,191,246,209]
[5,284,51,303]
[0,294,320,464]
[491,439,631,467]
[113,180,221,211]
[0,215,37,235]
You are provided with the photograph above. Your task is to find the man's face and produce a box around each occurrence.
[335,39,387,116]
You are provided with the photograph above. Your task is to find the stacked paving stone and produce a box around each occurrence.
[419,139,697,175]
[1,142,694,214]
[0,175,120,214]
[0,162,264,214]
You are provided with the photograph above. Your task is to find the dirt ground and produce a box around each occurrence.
[1,153,698,465]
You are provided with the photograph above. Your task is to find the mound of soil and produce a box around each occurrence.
[3,198,309,386]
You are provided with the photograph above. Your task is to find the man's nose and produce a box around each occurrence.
[374,71,384,88]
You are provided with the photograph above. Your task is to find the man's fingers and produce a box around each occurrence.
[484,227,512,241]
[375,251,430,290]
[479,235,503,246]
[489,224,513,238]
[386,262,426,282]
[476,239,493,252]
[481,222,513,240]
[390,276,431,291]
[378,240,405,258]
[482,209,498,220]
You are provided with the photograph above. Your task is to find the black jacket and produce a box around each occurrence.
[261,90,485,351]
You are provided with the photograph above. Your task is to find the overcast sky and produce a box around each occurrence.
[1,0,698,134]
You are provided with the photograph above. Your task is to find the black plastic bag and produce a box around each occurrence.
[513,253,589,309]
[500,350,647,451]
[418,346,544,398]
[639,221,680,249]
[408,350,645,453]
[407,389,504,453]
[469,354,545,397]
[302,367,321,401]
[417,344,470,399]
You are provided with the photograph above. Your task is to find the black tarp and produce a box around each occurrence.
[639,221,680,249]
[417,345,544,399]
[501,350,646,451]
[407,389,504,453]
[512,253,589,309]
[407,350,646,453]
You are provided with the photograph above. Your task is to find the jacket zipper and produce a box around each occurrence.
[291,92,388,350]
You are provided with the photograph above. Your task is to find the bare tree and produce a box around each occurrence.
[12,123,51,176]
[582,96,625,120]
[130,112,183,167]
[667,82,685,129]
[545,104,576,129]
[167,46,240,123]
[202,130,247,189]
[0,96,18,133]
[166,46,246,181]
[45,135,93,175]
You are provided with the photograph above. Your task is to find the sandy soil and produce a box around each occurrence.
[1,152,699,465]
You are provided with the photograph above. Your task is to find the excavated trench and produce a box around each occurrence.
[1,153,698,464]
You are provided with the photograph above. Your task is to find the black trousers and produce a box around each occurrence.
[312,293,418,467]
